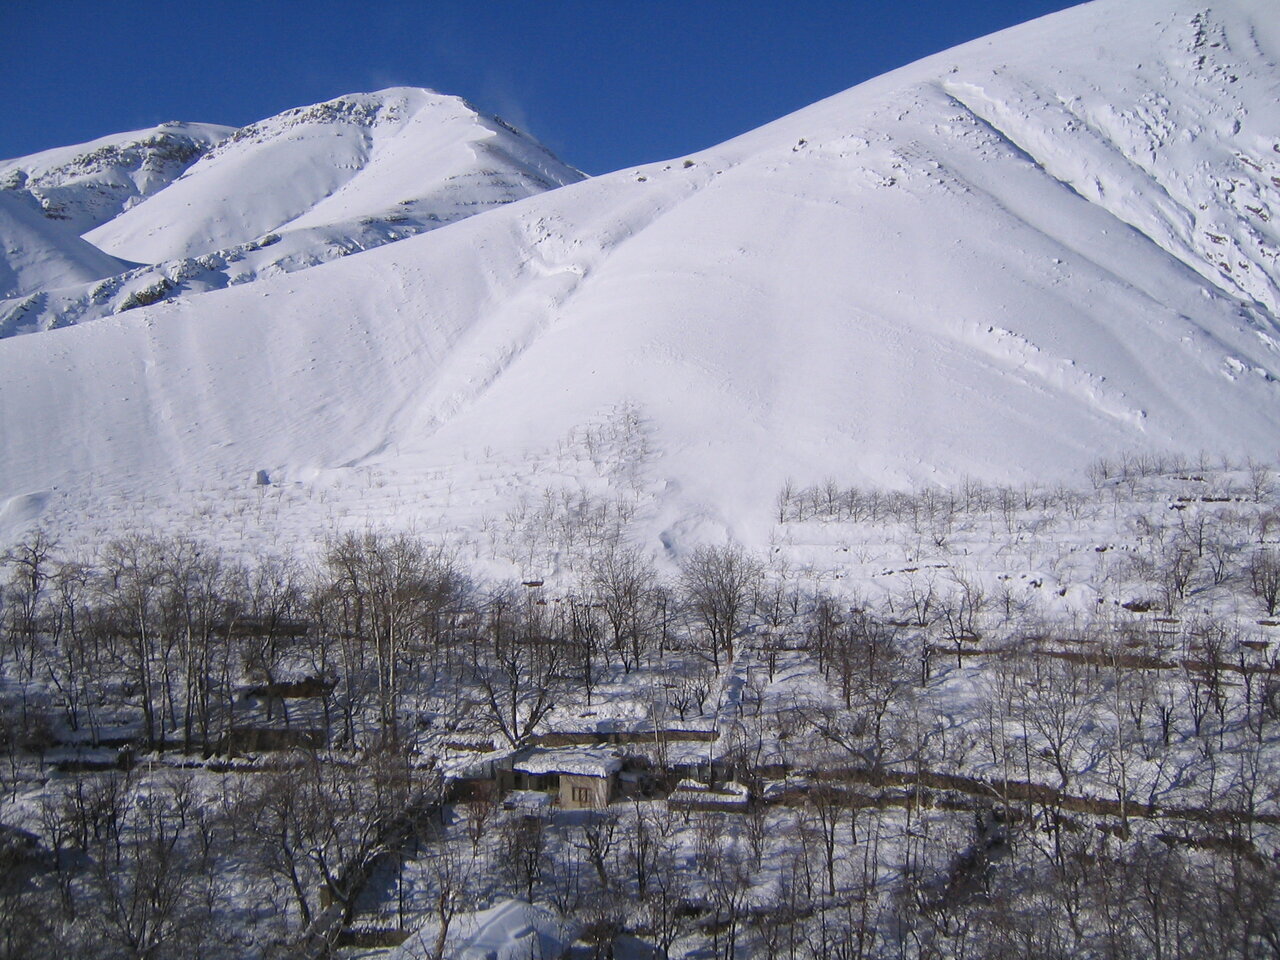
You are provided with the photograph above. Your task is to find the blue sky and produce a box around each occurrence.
[2,0,1081,175]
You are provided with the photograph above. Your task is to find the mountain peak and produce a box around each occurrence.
[0,88,583,336]
[81,86,582,266]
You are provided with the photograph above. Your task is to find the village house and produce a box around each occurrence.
[503,747,623,809]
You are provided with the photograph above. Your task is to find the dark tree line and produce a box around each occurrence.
[0,531,759,758]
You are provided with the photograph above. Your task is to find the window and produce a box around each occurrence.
[572,785,592,805]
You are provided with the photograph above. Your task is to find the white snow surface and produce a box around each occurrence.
[512,748,623,778]
[3,0,1280,552]
[83,88,583,264]
[388,898,577,960]
[0,192,130,299]
[0,121,232,233]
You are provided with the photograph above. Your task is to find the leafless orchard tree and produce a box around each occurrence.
[1248,547,1280,616]
[590,542,659,673]
[471,587,566,746]
[678,544,763,669]
[318,531,467,745]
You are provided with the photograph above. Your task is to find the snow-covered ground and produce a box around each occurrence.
[2,0,1279,560]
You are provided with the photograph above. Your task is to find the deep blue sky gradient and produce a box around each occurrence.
[2,0,1083,175]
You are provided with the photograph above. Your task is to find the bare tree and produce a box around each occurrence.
[471,588,564,746]
[319,531,466,745]
[679,544,763,669]
[0,529,57,679]
[1248,548,1280,616]
[68,772,224,960]
[590,543,657,673]
[156,536,237,754]
[97,535,170,749]
[420,842,473,960]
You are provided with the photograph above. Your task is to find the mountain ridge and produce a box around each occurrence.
[83,87,584,264]
[1,0,1278,553]
[0,121,234,232]
[0,87,583,336]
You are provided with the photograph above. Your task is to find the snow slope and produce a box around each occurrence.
[0,192,130,301]
[83,88,583,264]
[2,0,1279,552]
[0,89,583,336]
[0,122,232,233]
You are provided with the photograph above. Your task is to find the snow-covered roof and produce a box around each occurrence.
[512,747,622,778]
[503,790,554,813]
[669,780,751,807]
[440,745,519,780]
[389,899,578,960]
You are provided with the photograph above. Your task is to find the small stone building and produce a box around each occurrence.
[510,747,623,810]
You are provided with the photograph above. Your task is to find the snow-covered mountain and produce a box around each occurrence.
[0,121,230,310]
[1,0,1279,553]
[0,121,233,234]
[84,87,582,264]
[0,88,583,335]
[0,191,130,300]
